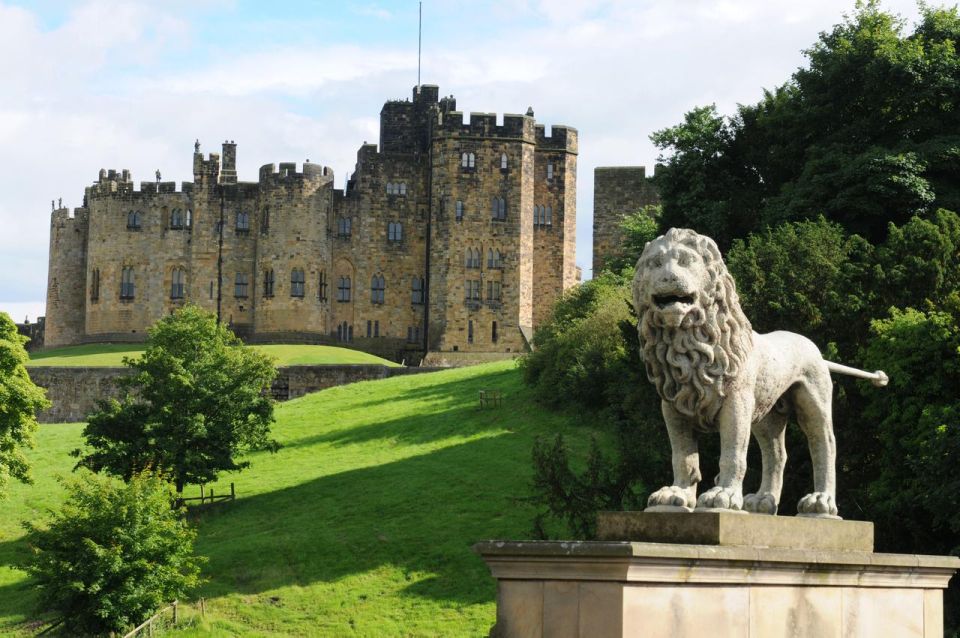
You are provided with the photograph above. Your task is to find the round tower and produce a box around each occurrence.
[45,205,89,347]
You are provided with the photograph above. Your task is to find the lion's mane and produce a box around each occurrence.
[632,228,753,429]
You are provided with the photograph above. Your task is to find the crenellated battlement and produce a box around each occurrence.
[51,207,89,225]
[437,111,535,140]
[258,161,334,183]
[535,124,578,153]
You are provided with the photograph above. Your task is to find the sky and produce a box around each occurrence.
[0,0,926,323]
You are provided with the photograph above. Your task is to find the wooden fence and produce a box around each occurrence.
[174,483,235,509]
[117,601,178,638]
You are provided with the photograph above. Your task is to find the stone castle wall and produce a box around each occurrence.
[28,364,442,423]
[45,85,579,357]
[592,166,659,275]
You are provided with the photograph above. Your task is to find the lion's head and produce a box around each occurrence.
[631,228,753,428]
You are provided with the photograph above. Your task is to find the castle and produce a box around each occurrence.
[45,85,578,361]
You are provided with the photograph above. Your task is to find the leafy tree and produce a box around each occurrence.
[23,470,202,635]
[0,312,50,497]
[653,3,960,247]
[602,205,662,275]
[75,305,278,493]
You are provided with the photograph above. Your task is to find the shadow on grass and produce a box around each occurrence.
[0,536,47,632]
[192,431,540,606]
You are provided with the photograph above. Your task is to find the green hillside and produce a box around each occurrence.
[27,343,399,367]
[0,360,597,636]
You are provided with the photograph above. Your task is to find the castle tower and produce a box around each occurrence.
[592,166,659,274]
[45,204,88,347]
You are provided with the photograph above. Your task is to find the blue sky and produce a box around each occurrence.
[0,0,924,323]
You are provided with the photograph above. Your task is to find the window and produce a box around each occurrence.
[120,267,135,299]
[126,210,141,230]
[399,182,407,195]
[455,200,464,221]
[461,152,476,168]
[338,216,351,238]
[90,268,100,301]
[468,320,474,344]
[171,209,183,229]
[411,276,425,304]
[236,211,249,233]
[337,321,352,342]
[371,274,385,304]
[389,182,407,196]
[546,206,553,226]
[367,320,372,338]
[547,162,554,180]
[386,182,395,195]
[209,281,213,300]
[407,325,421,343]
[374,320,380,337]
[466,248,481,269]
[492,321,498,343]
[260,206,269,234]
[318,270,328,301]
[337,276,352,302]
[487,280,502,302]
[500,153,508,170]
[234,272,249,298]
[263,269,275,297]
[488,248,502,269]
[185,209,193,228]
[171,267,186,299]
[290,269,305,297]
[465,279,481,301]
[535,205,554,228]
[491,197,506,221]
[388,222,403,242]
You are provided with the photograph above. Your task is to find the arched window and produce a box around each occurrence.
[411,276,425,304]
[337,276,351,302]
[399,182,407,195]
[469,153,476,168]
[170,209,183,229]
[263,269,275,297]
[318,270,327,301]
[90,268,100,301]
[120,267,135,299]
[455,200,464,221]
[461,152,469,168]
[185,209,193,228]
[171,267,185,299]
[260,206,269,234]
[337,323,343,341]
[388,222,403,242]
[487,248,494,268]
[546,206,553,226]
[126,210,141,230]
[338,216,352,238]
[290,268,305,298]
[492,197,506,221]
[494,249,503,268]
[386,182,394,195]
[371,274,385,304]
[501,153,508,170]
[236,211,250,233]
[234,272,249,298]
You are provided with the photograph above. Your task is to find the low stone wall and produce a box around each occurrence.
[28,364,442,423]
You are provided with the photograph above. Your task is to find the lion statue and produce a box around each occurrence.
[632,228,887,518]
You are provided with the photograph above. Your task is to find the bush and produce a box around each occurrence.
[23,470,203,635]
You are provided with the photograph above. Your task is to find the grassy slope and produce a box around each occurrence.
[0,361,598,637]
[27,344,398,367]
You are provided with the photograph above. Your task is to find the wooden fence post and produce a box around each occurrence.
[231,482,235,500]
[172,600,178,625]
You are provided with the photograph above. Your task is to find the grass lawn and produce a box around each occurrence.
[0,360,599,636]
[27,343,399,368]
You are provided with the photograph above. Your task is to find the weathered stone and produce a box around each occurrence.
[596,510,874,552]
[591,166,659,275]
[45,85,578,360]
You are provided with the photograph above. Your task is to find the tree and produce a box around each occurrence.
[652,3,960,247]
[75,305,278,493]
[0,312,50,497]
[601,205,661,275]
[23,470,202,635]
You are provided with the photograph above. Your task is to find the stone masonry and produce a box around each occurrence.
[45,85,578,360]
[592,166,659,275]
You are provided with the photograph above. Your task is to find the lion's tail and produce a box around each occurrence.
[825,361,889,387]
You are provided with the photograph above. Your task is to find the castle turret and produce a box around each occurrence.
[592,166,659,274]
[45,205,89,347]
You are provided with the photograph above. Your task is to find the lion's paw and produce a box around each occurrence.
[647,485,695,509]
[696,486,743,511]
[797,492,838,517]
[743,492,778,515]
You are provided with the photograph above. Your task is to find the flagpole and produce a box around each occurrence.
[418,1,422,87]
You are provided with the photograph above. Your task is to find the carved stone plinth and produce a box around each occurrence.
[474,514,959,638]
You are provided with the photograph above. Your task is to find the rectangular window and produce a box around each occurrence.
[455,200,464,222]
[374,320,380,338]
[171,269,185,299]
[486,280,501,302]
[318,271,328,301]
[90,269,100,302]
[234,272,249,298]
[120,267,135,300]
[546,162,554,180]
[468,320,474,344]
[337,276,351,302]
[263,269,275,297]
[291,269,305,298]
[411,276,424,305]
[492,321,498,343]
[261,206,270,234]
[465,279,481,301]
[388,222,403,242]
[367,320,372,338]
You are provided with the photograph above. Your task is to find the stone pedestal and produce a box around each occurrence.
[474,512,960,638]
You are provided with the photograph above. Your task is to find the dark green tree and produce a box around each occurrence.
[0,312,50,496]
[23,470,202,635]
[653,3,960,247]
[75,305,278,493]
[602,205,661,275]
